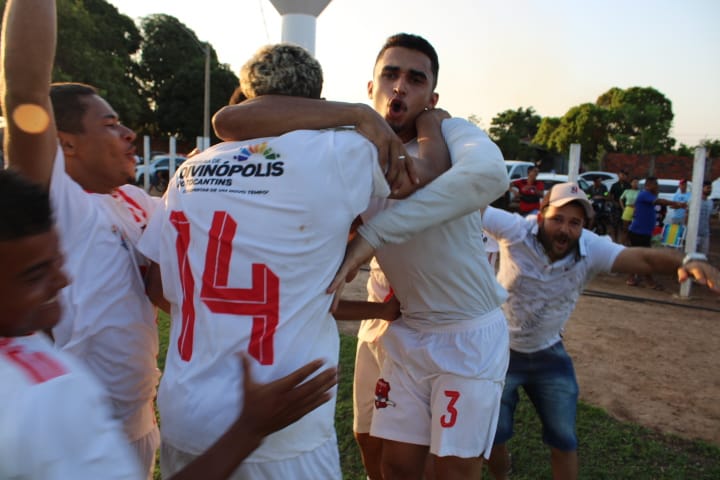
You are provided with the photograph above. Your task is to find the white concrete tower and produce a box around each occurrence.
[268,0,332,55]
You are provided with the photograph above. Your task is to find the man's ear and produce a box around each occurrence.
[367,80,374,100]
[536,211,543,225]
[57,131,76,157]
[428,92,439,109]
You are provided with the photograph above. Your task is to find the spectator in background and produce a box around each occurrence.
[669,179,692,225]
[619,177,640,245]
[626,177,685,288]
[511,166,544,216]
[609,169,631,242]
[697,180,713,255]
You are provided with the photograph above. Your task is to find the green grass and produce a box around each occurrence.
[155,313,720,479]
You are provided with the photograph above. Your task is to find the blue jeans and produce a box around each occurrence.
[494,341,579,451]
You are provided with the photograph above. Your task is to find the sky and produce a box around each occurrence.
[107,0,720,147]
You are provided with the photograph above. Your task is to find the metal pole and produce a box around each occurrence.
[679,147,707,298]
[568,144,581,183]
[203,43,211,150]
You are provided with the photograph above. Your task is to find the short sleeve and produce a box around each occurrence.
[2,371,141,479]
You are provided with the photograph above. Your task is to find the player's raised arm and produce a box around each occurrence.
[1,0,58,188]
[213,95,417,194]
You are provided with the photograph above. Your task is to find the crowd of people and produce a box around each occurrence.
[1,1,719,479]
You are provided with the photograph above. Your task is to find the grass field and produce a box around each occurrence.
[156,312,720,479]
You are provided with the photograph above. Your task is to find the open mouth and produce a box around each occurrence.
[390,99,404,114]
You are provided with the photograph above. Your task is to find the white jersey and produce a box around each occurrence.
[482,207,625,352]
[359,119,509,330]
[0,333,142,479]
[138,129,388,459]
[356,257,392,343]
[49,149,161,443]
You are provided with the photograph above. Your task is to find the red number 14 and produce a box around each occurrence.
[171,211,279,365]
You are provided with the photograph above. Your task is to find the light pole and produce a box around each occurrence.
[202,42,210,149]
[175,21,211,150]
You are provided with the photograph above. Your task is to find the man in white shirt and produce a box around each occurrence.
[2,0,162,475]
[0,2,337,476]
[213,33,511,480]
[139,44,393,479]
[2,1,341,477]
[482,183,720,480]
[0,169,337,480]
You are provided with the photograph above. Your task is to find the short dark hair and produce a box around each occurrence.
[375,33,439,88]
[49,82,98,134]
[0,170,53,241]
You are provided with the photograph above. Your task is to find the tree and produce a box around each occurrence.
[0,0,150,128]
[139,14,238,143]
[596,86,675,154]
[488,107,541,161]
[532,104,609,166]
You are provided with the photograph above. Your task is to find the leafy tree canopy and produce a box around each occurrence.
[597,86,675,154]
[50,0,148,127]
[488,107,541,161]
[139,14,238,142]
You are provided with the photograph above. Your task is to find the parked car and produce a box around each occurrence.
[535,173,592,194]
[505,160,535,180]
[135,154,187,185]
[579,171,618,190]
[508,173,592,211]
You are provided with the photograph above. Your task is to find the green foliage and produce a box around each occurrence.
[0,1,238,141]
[537,103,609,165]
[700,138,720,158]
[139,14,238,142]
[52,0,149,127]
[531,86,676,162]
[597,86,675,154]
[488,107,541,161]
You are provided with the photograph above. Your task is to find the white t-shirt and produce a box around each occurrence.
[138,129,388,459]
[483,207,625,353]
[359,119,509,330]
[49,149,161,443]
[0,333,142,479]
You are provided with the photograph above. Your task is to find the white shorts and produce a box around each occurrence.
[160,434,341,479]
[353,337,387,434]
[370,309,509,459]
[131,425,160,480]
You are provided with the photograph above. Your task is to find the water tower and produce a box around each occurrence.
[268,0,332,55]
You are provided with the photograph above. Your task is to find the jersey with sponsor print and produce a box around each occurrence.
[0,333,142,479]
[49,149,161,444]
[138,129,388,460]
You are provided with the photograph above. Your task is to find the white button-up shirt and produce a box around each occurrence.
[483,207,624,353]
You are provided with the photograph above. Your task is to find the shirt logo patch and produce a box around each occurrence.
[374,378,396,409]
[234,142,281,161]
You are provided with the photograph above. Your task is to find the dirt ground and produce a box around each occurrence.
[337,217,720,446]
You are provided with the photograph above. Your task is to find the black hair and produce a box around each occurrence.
[0,170,53,241]
[49,82,98,133]
[375,33,439,88]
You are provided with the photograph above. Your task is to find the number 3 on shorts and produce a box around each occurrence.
[440,390,460,428]
[171,210,279,365]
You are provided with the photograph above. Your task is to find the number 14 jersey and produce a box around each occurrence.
[138,129,388,461]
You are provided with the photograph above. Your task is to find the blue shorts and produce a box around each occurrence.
[494,341,579,451]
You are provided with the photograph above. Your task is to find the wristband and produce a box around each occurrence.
[682,252,708,266]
